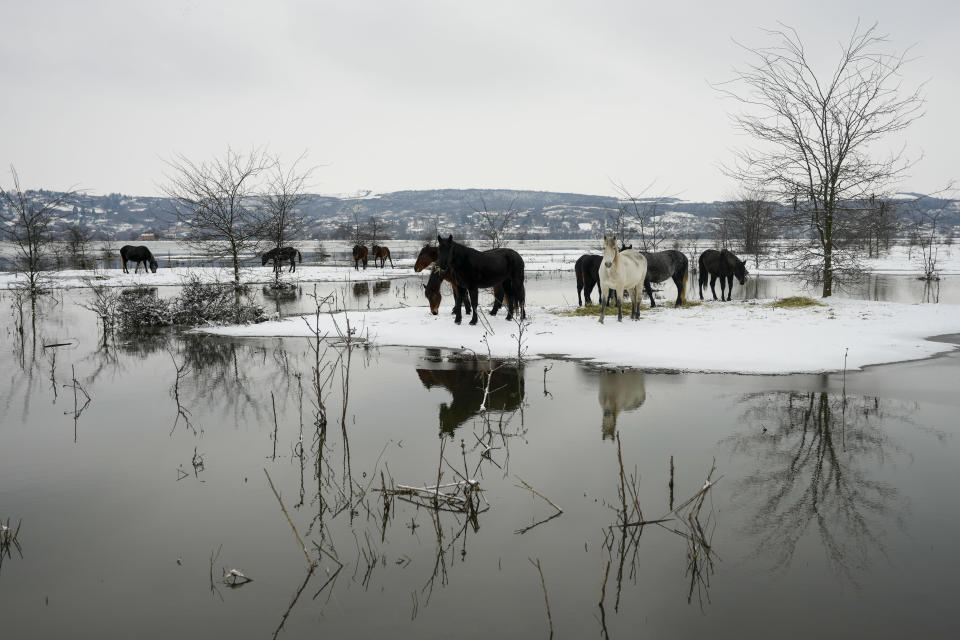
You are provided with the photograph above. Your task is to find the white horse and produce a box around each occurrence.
[598,235,648,323]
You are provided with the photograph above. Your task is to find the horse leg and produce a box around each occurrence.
[389,254,394,268]
[698,269,706,300]
[719,276,727,301]
[516,279,526,320]
[673,273,683,307]
[616,285,624,322]
[121,256,128,273]
[468,288,480,325]
[490,283,503,317]
[710,274,719,301]
[598,281,607,324]
[577,272,584,307]
[500,282,513,321]
[644,278,656,308]
[726,275,733,301]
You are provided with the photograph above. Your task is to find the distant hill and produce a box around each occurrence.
[1,188,956,241]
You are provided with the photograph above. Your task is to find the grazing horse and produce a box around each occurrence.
[352,245,369,270]
[598,369,647,439]
[698,249,748,301]
[261,246,301,273]
[371,245,394,268]
[436,235,525,325]
[424,267,506,317]
[598,236,647,323]
[575,244,634,306]
[119,245,158,274]
[639,249,688,307]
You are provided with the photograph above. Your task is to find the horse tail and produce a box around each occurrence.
[698,253,707,299]
[681,267,688,304]
[297,250,302,263]
[575,259,584,306]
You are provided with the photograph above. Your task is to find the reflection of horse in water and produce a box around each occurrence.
[372,280,391,295]
[352,282,369,297]
[416,361,524,434]
[598,369,646,439]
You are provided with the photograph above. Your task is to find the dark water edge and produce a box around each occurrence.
[1,282,959,639]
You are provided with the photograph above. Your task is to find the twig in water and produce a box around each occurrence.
[530,557,554,638]
[264,468,316,569]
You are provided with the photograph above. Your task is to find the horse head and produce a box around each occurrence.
[734,259,748,284]
[414,245,437,272]
[436,234,454,274]
[602,235,618,269]
[149,258,158,273]
[261,253,270,266]
[424,269,444,315]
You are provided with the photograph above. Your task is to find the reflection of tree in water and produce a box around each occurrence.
[415,360,525,435]
[724,391,917,584]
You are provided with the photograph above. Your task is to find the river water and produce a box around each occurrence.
[1,273,958,639]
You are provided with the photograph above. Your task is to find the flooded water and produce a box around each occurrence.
[2,276,959,639]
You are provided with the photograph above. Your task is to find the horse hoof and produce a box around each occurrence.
[470,318,478,326]
[455,317,462,324]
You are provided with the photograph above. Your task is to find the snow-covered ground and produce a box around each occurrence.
[200,299,960,375]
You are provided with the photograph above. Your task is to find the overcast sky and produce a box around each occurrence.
[2,0,957,201]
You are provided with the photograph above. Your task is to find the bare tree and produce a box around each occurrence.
[365,216,390,247]
[259,153,314,281]
[858,195,900,258]
[474,197,518,248]
[162,148,269,284]
[0,165,78,293]
[65,224,93,269]
[719,191,779,267]
[904,191,954,280]
[611,180,670,252]
[719,23,924,296]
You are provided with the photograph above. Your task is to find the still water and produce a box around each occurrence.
[1,275,958,639]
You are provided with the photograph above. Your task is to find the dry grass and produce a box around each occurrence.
[767,296,826,309]
[553,300,700,317]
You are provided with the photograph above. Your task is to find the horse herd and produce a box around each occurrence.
[116,239,749,323]
[415,235,749,325]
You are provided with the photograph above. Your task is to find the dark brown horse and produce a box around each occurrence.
[414,245,439,272]
[371,245,394,268]
[120,245,158,273]
[352,245,368,270]
[698,249,748,301]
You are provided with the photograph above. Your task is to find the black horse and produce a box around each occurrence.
[575,254,602,306]
[575,244,633,306]
[261,246,302,273]
[352,245,369,270]
[424,267,505,316]
[698,249,748,301]
[119,245,158,273]
[639,249,688,307]
[436,235,525,325]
